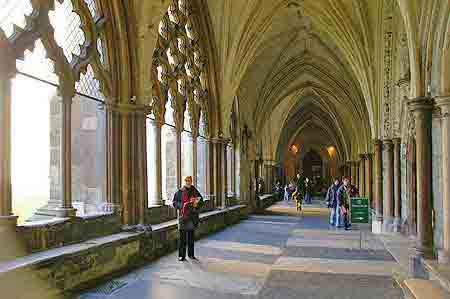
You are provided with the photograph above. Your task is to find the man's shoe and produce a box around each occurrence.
[178,257,186,261]
[188,256,197,260]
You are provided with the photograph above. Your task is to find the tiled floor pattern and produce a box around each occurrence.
[78,201,404,299]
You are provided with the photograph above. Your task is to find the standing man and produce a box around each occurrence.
[173,176,204,261]
[326,178,341,226]
[337,176,352,230]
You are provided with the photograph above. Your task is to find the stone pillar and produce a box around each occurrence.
[393,138,402,232]
[137,112,148,225]
[365,153,373,206]
[373,139,383,233]
[0,45,17,228]
[435,96,450,263]
[153,120,164,206]
[383,139,394,232]
[408,97,433,258]
[176,129,182,189]
[359,154,366,196]
[206,138,214,204]
[192,136,198,186]
[407,136,417,236]
[222,141,228,207]
[350,161,356,184]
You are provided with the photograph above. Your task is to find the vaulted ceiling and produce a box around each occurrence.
[131,0,450,163]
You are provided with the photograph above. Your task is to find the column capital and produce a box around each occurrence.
[364,153,373,160]
[435,96,450,115]
[392,138,402,148]
[383,139,394,150]
[359,153,367,160]
[373,139,383,148]
[407,97,434,113]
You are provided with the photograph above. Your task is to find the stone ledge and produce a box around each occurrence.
[0,205,248,296]
[423,259,450,293]
[256,193,277,211]
[403,279,450,299]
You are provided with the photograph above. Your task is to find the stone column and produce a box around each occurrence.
[365,153,373,205]
[359,154,366,196]
[0,47,17,228]
[373,139,383,233]
[176,129,182,189]
[206,138,214,204]
[153,120,164,206]
[408,97,433,258]
[435,96,450,263]
[393,138,402,232]
[407,136,417,236]
[350,161,356,184]
[222,141,228,207]
[383,139,394,232]
[192,136,198,186]
[136,112,148,225]
[355,161,360,189]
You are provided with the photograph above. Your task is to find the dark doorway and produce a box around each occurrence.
[303,150,322,179]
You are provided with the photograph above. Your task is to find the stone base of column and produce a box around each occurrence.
[409,248,428,278]
[0,215,23,262]
[0,215,18,232]
[30,200,77,221]
[393,217,402,233]
[438,250,450,264]
[372,220,382,234]
[382,216,395,233]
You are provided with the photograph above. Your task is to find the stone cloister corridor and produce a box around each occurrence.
[1,0,450,298]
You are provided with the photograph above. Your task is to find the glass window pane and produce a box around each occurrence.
[49,0,85,63]
[196,136,207,196]
[161,125,177,202]
[16,39,59,85]
[0,0,33,38]
[11,74,61,224]
[164,100,175,126]
[146,119,157,206]
[71,95,106,217]
[84,0,99,18]
[181,131,193,179]
[75,64,105,101]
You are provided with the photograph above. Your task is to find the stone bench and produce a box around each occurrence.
[256,193,277,211]
[0,205,248,297]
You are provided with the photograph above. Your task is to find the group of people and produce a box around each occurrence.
[273,173,314,212]
[325,176,359,230]
[173,174,360,262]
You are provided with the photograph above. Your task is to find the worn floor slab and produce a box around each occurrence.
[77,201,404,299]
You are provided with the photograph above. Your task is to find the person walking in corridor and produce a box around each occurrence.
[173,176,204,261]
[337,176,351,230]
[326,178,341,226]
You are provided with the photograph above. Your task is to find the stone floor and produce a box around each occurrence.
[77,201,404,299]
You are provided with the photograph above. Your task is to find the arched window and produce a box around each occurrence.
[11,39,62,224]
[5,0,108,222]
[151,0,211,204]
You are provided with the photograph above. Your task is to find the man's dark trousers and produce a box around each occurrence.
[179,230,195,258]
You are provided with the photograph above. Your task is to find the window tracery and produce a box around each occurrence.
[2,0,110,221]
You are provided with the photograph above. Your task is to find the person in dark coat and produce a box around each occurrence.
[325,178,341,226]
[336,176,352,230]
[173,176,204,261]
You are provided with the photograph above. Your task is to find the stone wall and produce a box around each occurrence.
[0,206,248,297]
[17,213,122,253]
